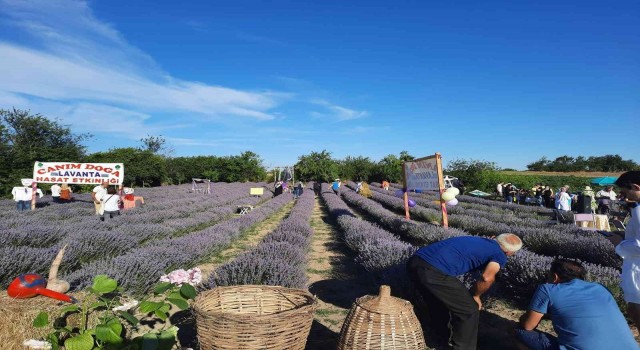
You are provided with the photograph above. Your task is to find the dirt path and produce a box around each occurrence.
[197,200,296,281]
[305,196,376,350]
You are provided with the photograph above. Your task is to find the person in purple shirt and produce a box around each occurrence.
[517,258,638,350]
[407,233,523,350]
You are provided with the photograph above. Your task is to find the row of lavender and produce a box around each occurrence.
[323,184,621,305]
[207,184,316,289]
[0,183,273,289]
[62,192,294,294]
[361,183,620,268]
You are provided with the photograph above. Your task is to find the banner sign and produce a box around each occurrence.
[404,157,439,191]
[33,162,124,185]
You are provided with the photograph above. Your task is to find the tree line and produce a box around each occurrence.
[1,108,635,197]
[526,155,637,172]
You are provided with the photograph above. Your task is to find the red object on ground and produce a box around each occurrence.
[7,274,76,303]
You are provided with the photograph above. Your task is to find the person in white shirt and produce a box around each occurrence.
[100,186,121,221]
[11,185,44,211]
[555,187,572,211]
[91,181,109,215]
[614,171,640,329]
[596,186,617,214]
[50,183,61,203]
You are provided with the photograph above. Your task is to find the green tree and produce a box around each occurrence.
[445,159,501,191]
[86,147,167,187]
[0,108,90,196]
[340,156,375,181]
[295,150,339,182]
[374,154,403,183]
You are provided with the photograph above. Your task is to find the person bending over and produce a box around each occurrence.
[407,233,523,349]
[516,258,638,350]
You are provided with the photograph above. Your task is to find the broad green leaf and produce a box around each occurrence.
[60,305,80,314]
[142,333,159,350]
[167,298,188,310]
[96,324,122,344]
[139,301,163,314]
[167,291,184,300]
[158,303,170,314]
[118,311,139,326]
[107,318,123,336]
[64,333,94,350]
[154,309,167,321]
[47,333,60,350]
[33,311,49,328]
[179,284,197,299]
[92,275,117,294]
[157,329,177,350]
[153,282,172,295]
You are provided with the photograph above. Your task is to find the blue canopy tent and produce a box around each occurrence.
[590,176,618,186]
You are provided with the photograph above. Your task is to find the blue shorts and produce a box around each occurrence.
[515,328,559,350]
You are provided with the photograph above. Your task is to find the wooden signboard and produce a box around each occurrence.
[402,153,448,228]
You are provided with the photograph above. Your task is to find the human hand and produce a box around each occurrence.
[473,296,482,310]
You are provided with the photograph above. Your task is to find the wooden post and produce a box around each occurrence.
[402,161,410,220]
[30,181,37,211]
[435,153,448,228]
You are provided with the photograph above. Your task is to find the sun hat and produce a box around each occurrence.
[123,187,134,195]
[584,186,592,191]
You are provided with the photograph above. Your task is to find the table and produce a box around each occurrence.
[578,214,611,231]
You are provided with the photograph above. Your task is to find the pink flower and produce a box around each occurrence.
[159,267,202,286]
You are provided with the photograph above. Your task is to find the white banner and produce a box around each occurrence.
[404,158,439,191]
[33,162,124,185]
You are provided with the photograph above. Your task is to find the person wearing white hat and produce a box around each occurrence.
[122,187,145,210]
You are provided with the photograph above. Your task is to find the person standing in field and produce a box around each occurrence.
[555,187,571,211]
[516,258,638,350]
[496,182,504,197]
[100,186,121,221]
[382,180,390,190]
[614,171,640,329]
[332,179,341,194]
[122,187,144,210]
[50,183,61,203]
[92,181,109,215]
[407,234,523,349]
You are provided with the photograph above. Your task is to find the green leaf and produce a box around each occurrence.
[179,284,197,299]
[47,333,60,350]
[157,329,177,350]
[60,305,80,314]
[158,303,170,314]
[118,311,139,326]
[166,298,188,310]
[138,301,163,314]
[167,291,183,300]
[153,282,172,295]
[33,311,49,328]
[88,301,107,309]
[94,318,123,345]
[141,333,159,350]
[64,333,94,350]
[154,309,167,321]
[92,275,117,294]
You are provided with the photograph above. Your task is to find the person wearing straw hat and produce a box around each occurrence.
[582,185,597,212]
[614,171,640,329]
[407,234,523,349]
[122,187,144,210]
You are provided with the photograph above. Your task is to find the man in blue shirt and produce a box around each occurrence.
[517,258,638,350]
[407,233,523,349]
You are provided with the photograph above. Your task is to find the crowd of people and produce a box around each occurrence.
[410,170,640,349]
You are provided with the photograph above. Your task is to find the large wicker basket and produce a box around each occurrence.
[193,285,317,350]
[337,285,426,350]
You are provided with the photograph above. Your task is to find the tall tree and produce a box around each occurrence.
[86,147,167,187]
[295,150,339,182]
[0,108,90,196]
[340,156,375,181]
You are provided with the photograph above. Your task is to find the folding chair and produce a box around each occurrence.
[574,213,598,231]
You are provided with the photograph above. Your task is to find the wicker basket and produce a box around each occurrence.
[193,285,317,350]
[337,285,426,350]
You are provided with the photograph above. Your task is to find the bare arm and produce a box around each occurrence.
[519,310,544,331]
[471,262,501,309]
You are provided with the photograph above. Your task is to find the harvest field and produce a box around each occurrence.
[0,181,633,349]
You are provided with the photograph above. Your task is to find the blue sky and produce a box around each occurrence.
[0,0,638,170]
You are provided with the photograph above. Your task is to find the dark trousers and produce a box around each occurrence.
[407,256,479,350]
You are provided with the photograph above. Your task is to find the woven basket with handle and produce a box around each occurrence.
[193,285,317,350]
[337,285,426,350]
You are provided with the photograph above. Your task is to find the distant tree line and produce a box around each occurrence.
[526,155,638,172]
[0,109,266,196]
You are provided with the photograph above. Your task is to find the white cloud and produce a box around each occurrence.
[0,0,283,127]
[311,99,369,121]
